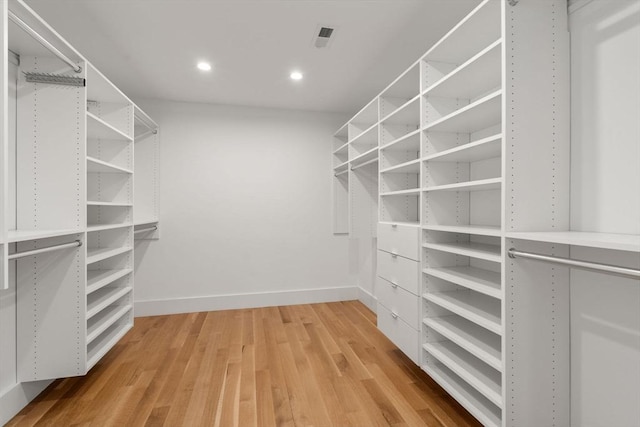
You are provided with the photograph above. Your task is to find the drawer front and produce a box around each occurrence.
[377,302,419,364]
[377,250,420,295]
[376,277,420,329]
[378,223,419,261]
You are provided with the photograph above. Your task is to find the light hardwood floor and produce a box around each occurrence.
[8,301,481,426]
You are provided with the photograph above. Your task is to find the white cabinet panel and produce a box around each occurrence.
[376,277,420,329]
[377,250,419,295]
[377,302,419,364]
[378,223,420,261]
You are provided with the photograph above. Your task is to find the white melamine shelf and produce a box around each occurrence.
[380,159,421,174]
[350,147,378,167]
[87,304,131,345]
[424,177,502,193]
[424,266,501,299]
[86,319,132,371]
[86,247,132,264]
[423,241,501,263]
[333,142,349,155]
[506,231,640,253]
[424,291,502,335]
[424,40,501,100]
[423,91,501,134]
[87,201,133,207]
[423,0,501,64]
[380,95,420,125]
[424,341,502,407]
[87,269,132,294]
[422,224,501,237]
[87,63,131,104]
[7,229,81,243]
[87,286,132,319]
[87,156,133,174]
[334,123,348,139]
[134,218,159,226]
[380,188,421,197]
[424,134,502,163]
[87,112,133,142]
[334,161,349,172]
[350,123,378,145]
[379,221,421,228]
[424,316,502,371]
[87,223,133,233]
[423,363,501,427]
[380,129,421,152]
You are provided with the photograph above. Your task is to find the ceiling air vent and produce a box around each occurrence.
[314,25,336,48]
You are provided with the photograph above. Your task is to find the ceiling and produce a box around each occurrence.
[25,0,479,115]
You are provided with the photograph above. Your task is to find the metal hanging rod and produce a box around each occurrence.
[134,226,158,234]
[334,169,348,177]
[8,11,82,73]
[508,248,640,279]
[8,240,82,261]
[351,158,378,171]
[135,129,158,140]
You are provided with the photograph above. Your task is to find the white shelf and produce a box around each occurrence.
[332,142,349,155]
[87,286,132,319]
[380,129,421,152]
[424,178,502,193]
[422,224,501,237]
[87,269,132,294]
[86,247,132,264]
[380,188,421,197]
[86,319,132,370]
[424,341,502,407]
[424,291,502,335]
[424,40,502,100]
[378,221,421,228]
[506,231,640,253]
[424,134,502,163]
[87,304,131,345]
[423,363,501,427]
[424,316,502,371]
[350,147,378,167]
[380,159,420,174]
[7,229,81,243]
[424,266,501,299]
[134,218,159,227]
[87,63,132,105]
[87,201,133,207]
[333,161,349,172]
[423,90,501,134]
[380,95,420,125]
[87,112,133,142]
[87,223,133,233]
[334,123,349,140]
[423,241,501,263]
[87,156,133,174]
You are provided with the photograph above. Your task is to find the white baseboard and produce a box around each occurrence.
[358,287,377,313]
[0,380,53,425]
[134,286,359,317]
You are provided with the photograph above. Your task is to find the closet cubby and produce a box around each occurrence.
[347,99,377,141]
[379,64,419,120]
[332,124,349,168]
[134,107,160,228]
[86,64,133,139]
[348,123,378,162]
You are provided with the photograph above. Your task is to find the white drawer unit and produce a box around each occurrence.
[376,276,420,329]
[377,302,419,364]
[378,223,420,261]
[377,250,420,295]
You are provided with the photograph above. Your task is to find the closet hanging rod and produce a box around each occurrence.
[134,226,158,234]
[135,129,158,140]
[8,11,82,73]
[8,240,82,261]
[351,158,378,171]
[508,248,640,279]
[334,169,348,177]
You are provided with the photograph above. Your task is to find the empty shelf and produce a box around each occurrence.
[379,221,421,228]
[380,95,420,125]
[423,91,501,134]
[87,223,133,233]
[333,142,349,155]
[424,134,502,163]
[423,266,501,299]
[380,129,421,152]
[380,159,421,174]
[87,286,132,319]
[423,363,501,427]
[423,241,501,263]
[424,291,502,335]
[350,147,378,168]
[7,229,81,243]
[87,156,133,174]
[380,188,421,197]
[87,201,133,207]
[87,247,132,264]
[424,316,502,371]
[87,112,133,141]
[86,318,132,370]
[506,231,640,253]
[87,269,132,294]
[424,178,502,193]
[422,224,501,237]
[87,303,131,344]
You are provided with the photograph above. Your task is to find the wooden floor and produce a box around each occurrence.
[8,301,481,426]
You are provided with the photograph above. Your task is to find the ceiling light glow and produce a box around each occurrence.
[197,61,212,72]
[290,71,303,81]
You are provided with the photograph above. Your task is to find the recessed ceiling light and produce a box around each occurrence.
[290,71,303,81]
[197,61,212,72]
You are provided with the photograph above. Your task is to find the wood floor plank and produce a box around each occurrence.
[7,301,482,427]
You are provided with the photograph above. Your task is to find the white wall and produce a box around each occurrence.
[132,100,355,315]
[569,1,640,426]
